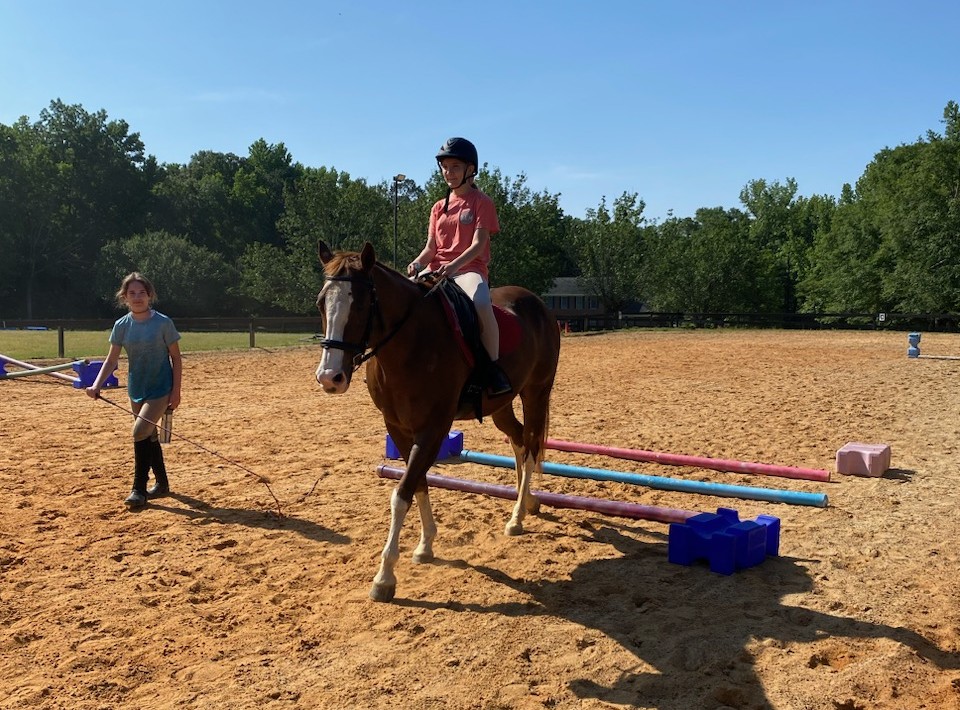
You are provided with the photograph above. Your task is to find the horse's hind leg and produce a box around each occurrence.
[492,408,539,536]
[514,383,554,522]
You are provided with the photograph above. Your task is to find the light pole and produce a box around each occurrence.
[392,173,406,269]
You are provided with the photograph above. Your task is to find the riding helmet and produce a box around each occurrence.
[435,137,478,170]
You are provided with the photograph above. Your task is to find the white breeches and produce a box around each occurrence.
[453,271,499,361]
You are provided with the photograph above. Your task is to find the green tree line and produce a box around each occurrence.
[2,99,958,320]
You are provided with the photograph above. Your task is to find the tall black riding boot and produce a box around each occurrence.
[487,360,512,397]
[125,438,152,508]
[146,438,170,498]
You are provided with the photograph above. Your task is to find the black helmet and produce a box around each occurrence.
[435,137,478,170]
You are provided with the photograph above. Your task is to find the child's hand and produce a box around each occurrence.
[85,386,100,399]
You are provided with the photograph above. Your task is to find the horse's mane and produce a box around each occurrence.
[323,251,363,276]
[323,251,430,293]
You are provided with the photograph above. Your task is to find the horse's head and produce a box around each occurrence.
[315,240,377,394]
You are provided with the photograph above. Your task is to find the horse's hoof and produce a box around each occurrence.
[412,550,434,564]
[504,521,524,536]
[369,583,396,603]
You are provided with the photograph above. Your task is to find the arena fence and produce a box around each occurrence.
[2,311,957,358]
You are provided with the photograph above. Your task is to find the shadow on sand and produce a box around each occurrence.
[396,522,956,709]
[145,492,351,545]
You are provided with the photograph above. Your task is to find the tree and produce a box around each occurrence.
[0,118,63,317]
[799,184,884,313]
[641,207,755,314]
[149,150,245,259]
[801,101,960,314]
[876,103,960,312]
[231,139,301,249]
[477,167,568,294]
[238,166,392,314]
[569,192,646,312]
[0,101,151,317]
[96,230,240,317]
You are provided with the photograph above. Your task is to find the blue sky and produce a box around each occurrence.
[1,1,957,222]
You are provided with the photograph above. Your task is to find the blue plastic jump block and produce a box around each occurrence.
[72,360,119,390]
[668,507,781,575]
[385,430,464,462]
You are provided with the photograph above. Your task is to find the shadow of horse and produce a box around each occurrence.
[398,523,957,709]
[147,492,351,545]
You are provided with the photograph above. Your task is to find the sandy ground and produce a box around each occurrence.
[1,329,959,710]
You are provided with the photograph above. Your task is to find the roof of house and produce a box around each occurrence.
[543,277,591,297]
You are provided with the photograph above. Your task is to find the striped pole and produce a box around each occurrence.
[0,355,81,384]
[0,360,84,379]
[460,449,828,508]
[376,465,700,524]
[546,438,831,482]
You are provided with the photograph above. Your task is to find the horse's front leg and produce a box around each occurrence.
[412,484,436,563]
[370,440,440,602]
[370,487,410,602]
[406,440,438,563]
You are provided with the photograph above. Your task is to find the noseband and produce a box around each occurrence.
[320,269,418,372]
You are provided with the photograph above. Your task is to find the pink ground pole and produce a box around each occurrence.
[376,465,699,525]
[545,438,831,482]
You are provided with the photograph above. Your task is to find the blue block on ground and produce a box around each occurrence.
[72,360,118,389]
[668,507,780,575]
[385,430,464,462]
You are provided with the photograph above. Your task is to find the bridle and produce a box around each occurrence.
[320,268,419,372]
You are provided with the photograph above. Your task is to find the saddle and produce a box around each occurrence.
[427,278,520,421]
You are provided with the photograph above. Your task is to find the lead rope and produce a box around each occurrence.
[95,395,284,518]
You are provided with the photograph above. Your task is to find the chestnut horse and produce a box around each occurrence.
[315,241,560,602]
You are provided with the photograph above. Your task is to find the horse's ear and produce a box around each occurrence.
[318,240,334,265]
[360,242,376,272]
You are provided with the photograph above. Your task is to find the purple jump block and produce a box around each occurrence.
[385,430,464,462]
[668,507,781,575]
[72,360,118,389]
[835,442,891,477]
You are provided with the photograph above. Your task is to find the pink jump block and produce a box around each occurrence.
[835,442,891,477]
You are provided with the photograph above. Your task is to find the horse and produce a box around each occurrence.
[314,241,560,602]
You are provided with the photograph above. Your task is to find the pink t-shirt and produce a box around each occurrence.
[428,187,500,279]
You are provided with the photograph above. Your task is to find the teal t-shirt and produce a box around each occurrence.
[109,311,181,402]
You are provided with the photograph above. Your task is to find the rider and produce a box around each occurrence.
[407,137,512,397]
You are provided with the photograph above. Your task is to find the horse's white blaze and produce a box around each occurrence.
[315,281,353,392]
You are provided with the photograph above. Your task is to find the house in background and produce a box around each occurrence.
[541,277,604,319]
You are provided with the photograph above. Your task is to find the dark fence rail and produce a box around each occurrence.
[3,311,957,358]
[0,317,323,357]
[1,317,321,333]
[557,311,960,332]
